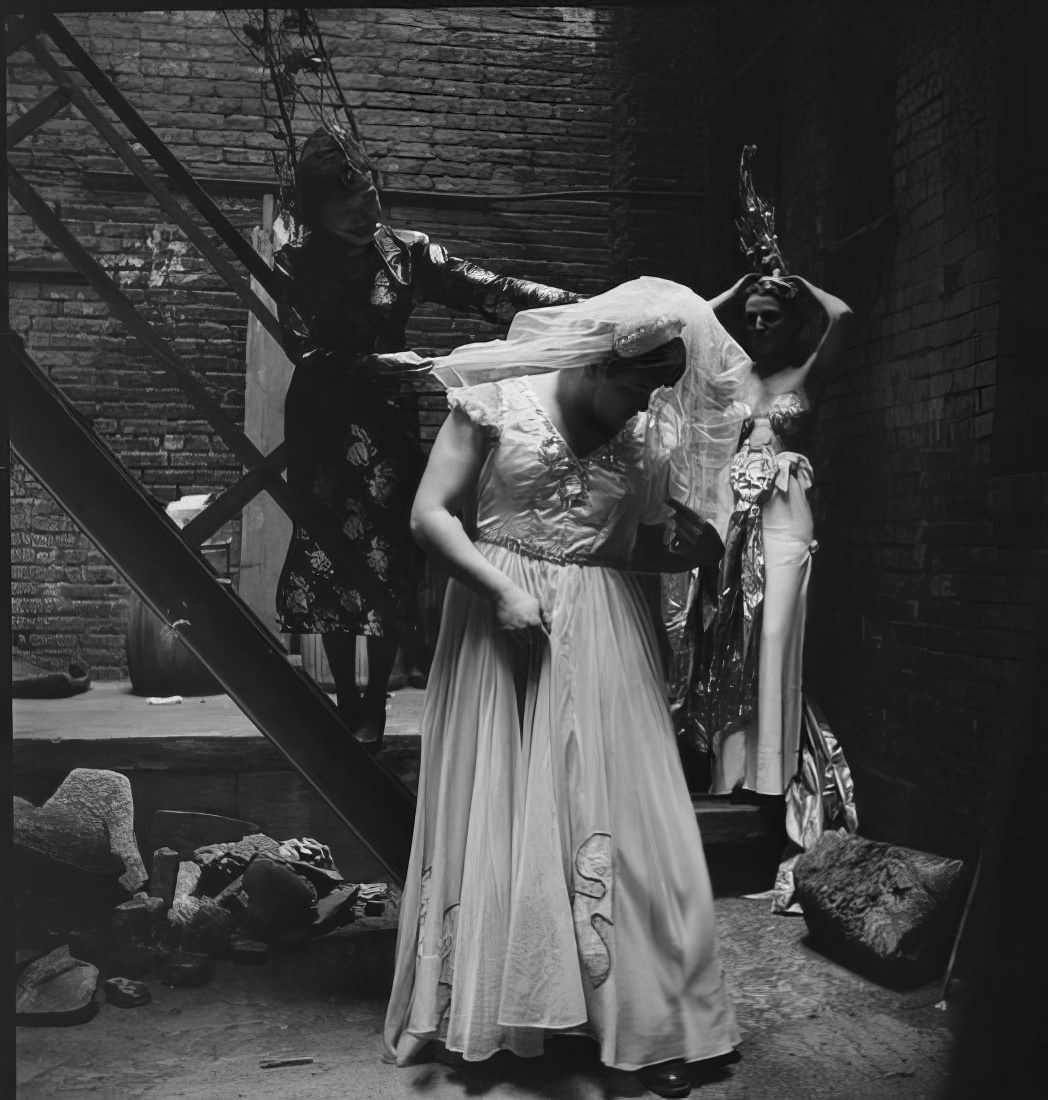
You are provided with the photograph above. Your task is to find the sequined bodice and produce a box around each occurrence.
[452,378,665,564]
[747,389,810,448]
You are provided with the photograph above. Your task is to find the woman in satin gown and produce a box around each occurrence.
[691,274,851,796]
[383,279,747,1098]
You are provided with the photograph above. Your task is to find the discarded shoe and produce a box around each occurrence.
[637,1061,691,1098]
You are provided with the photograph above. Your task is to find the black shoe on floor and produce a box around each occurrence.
[637,1061,691,1098]
[692,1048,742,1072]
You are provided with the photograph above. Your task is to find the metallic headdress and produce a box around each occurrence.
[735,145,789,277]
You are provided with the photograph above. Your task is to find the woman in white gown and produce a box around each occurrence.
[694,274,851,797]
[383,278,749,1098]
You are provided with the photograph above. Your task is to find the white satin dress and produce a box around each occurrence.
[384,377,739,1070]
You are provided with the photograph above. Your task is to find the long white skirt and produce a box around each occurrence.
[713,475,813,795]
[383,545,739,1070]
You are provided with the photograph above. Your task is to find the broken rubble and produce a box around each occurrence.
[161,948,214,987]
[113,895,166,942]
[312,883,361,938]
[14,769,146,892]
[15,945,99,1027]
[103,977,151,1008]
[97,943,170,982]
[179,897,237,955]
[229,934,270,964]
[241,856,318,944]
[148,847,181,910]
[148,810,261,858]
[168,860,203,928]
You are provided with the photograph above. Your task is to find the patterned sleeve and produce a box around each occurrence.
[446,382,504,441]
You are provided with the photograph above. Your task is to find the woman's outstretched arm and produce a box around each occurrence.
[411,408,548,635]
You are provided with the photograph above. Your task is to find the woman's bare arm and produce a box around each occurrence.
[411,408,547,633]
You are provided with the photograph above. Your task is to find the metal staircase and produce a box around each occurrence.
[6,13,414,880]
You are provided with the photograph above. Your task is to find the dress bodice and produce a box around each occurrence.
[746,389,811,451]
[450,378,667,565]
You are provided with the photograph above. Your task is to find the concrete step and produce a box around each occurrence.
[14,685,784,889]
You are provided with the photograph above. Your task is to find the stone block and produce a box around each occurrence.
[148,847,180,909]
[14,769,146,892]
[15,945,100,1026]
[112,895,167,943]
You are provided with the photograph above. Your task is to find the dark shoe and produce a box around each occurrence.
[407,667,428,689]
[638,1061,691,1098]
[356,694,387,749]
[690,1048,742,1078]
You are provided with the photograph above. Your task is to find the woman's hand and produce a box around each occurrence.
[493,585,551,642]
[665,499,725,569]
[366,350,433,377]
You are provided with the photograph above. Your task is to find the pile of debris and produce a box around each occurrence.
[14,768,392,1026]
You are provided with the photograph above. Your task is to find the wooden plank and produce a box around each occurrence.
[693,796,785,846]
[12,735,287,775]
[125,772,240,865]
[180,443,288,548]
[236,203,294,635]
[148,810,261,856]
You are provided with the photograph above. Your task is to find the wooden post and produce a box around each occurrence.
[237,194,293,640]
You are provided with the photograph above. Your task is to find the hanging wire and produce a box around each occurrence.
[224,7,368,231]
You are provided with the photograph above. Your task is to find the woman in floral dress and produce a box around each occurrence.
[274,127,579,742]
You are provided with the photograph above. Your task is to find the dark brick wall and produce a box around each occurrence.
[724,0,1042,860]
[7,7,617,677]
[605,0,1040,859]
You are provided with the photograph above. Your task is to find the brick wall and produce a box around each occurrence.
[8,4,1040,864]
[756,0,1042,860]
[7,7,617,677]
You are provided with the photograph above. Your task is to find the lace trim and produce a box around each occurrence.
[447,381,504,439]
[477,533,622,568]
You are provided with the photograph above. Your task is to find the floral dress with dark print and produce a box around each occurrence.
[274,225,580,637]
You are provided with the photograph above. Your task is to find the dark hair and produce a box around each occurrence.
[743,274,799,307]
[295,126,381,230]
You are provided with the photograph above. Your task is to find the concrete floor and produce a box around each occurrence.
[14,684,956,1099]
[12,678,425,742]
[15,900,954,1099]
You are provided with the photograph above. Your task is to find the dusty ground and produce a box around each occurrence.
[15,897,954,1099]
[14,685,955,1098]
